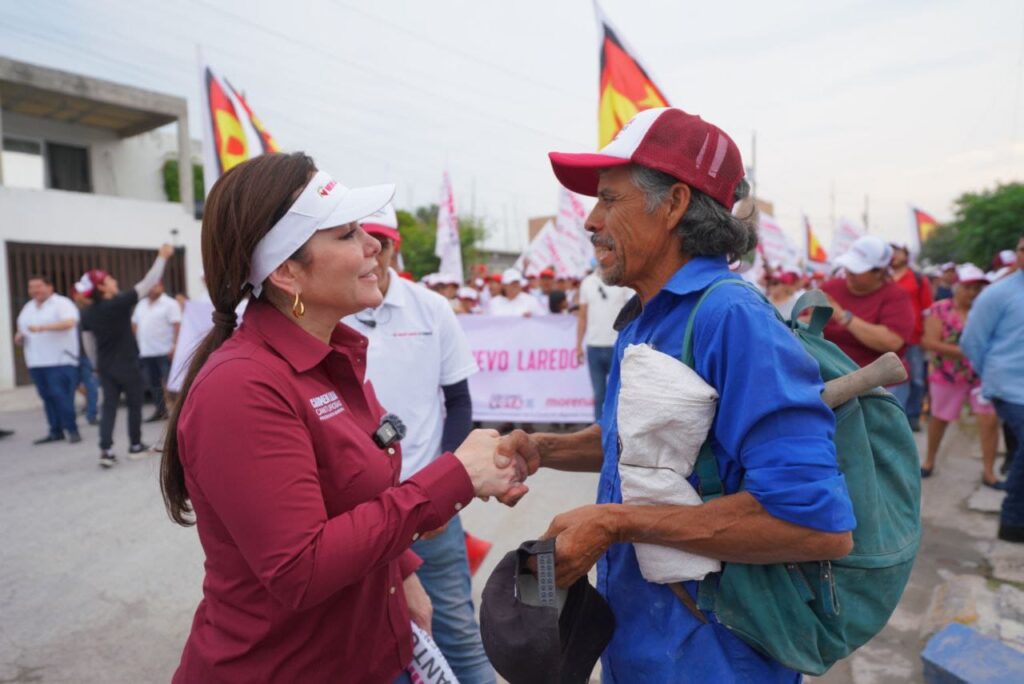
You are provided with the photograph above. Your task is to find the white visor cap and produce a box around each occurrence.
[246,170,395,296]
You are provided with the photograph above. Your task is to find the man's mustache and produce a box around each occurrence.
[591,235,615,249]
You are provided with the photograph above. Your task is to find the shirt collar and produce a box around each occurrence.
[242,298,367,374]
[613,255,732,330]
[379,268,407,309]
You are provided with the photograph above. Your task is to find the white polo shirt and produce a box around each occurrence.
[487,292,545,317]
[344,270,478,480]
[132,294,183,357]
[16,293,80,368]
[578,272,634,347]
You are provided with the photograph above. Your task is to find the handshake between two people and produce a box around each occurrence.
[453,429,539,506]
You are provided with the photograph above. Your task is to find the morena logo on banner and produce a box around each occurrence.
[488,394,525,410]
[317,180,338,197]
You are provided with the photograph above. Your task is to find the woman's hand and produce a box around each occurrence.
[403,573,433,636]
[454,429,519,499]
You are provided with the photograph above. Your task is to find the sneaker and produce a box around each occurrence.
[99,451,117,468]
[144,412,168,423]
[127,443,153,461]
[86,417,99,426]
[128,443,150,454]
[33,433,64,445]
[68,432,82,444]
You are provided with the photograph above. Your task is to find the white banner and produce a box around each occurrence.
[757,212,800,270]
[460,315,595,423]
[831,216,866,261]
[168,300,216,393]
[168,303,596,423]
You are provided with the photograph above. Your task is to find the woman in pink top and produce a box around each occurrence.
[920,264,1002,488]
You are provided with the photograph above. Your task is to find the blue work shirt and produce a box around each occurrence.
[961,270,1024,405]
[596,256,857,683]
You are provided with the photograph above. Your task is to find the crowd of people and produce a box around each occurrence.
[9,103,1023,682]
[757,234,1023,502]
[14,243,182,466]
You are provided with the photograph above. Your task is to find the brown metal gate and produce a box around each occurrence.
[6,241,187,386]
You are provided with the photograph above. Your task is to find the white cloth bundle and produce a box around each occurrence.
[617,343,722,583]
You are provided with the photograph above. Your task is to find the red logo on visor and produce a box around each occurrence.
[317,181,337,197]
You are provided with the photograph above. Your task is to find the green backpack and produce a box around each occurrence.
[680,278,921,676]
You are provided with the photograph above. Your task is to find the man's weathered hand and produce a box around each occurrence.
[494,430,541,507]
[158,243,175,260]
[540,504,618,588]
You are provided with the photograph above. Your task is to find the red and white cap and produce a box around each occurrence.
[956,263,989,285]
[549,107,745,210]
[360,203,401,247]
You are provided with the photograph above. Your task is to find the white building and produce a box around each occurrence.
[0,56,201,390]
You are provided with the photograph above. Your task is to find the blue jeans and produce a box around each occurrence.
[993,398,1024,528]
[903,344,926,425]
[411,514,495,684]
[587,345,615,422]
[29,365,79,437]
[78,355,99,422]
[140,355,171,415]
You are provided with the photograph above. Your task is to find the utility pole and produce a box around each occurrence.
[862,194,870,232]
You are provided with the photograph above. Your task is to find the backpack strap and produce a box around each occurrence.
[788,289,834,335]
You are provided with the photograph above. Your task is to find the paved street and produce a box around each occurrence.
[1,390,1021,683]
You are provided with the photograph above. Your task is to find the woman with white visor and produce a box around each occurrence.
[160,153,521,683]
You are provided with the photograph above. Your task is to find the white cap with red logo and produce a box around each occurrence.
[834,236,893,275]
[956,263,989,285]
[246,170,394,296]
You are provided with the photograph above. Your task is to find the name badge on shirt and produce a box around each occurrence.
[309,391,344,421]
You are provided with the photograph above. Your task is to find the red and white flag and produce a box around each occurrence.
[199,61,281,197]
[435,171,463,284]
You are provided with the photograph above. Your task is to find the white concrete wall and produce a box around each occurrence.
[2,111,201,203]
[0,186,201,390]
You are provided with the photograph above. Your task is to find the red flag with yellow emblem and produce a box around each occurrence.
[596,3,670,147]
[200,63,281,197]
[911,207,939,245]
[805,215,828,263]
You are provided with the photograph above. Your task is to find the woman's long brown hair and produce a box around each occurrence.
[160,152,315,525]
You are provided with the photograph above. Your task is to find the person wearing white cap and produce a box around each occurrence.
[820,235,915,405]
[920,264,1001,486]
[934,262,958,301]
[159,153,521,683]
[456,286,481,314]
[962,233,1024,543]
[487,268,544,317]
[345,203,494,684]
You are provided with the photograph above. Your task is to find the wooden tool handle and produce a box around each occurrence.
[821,352,907,408]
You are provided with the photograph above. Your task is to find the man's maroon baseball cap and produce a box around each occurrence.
[549,107,745,210]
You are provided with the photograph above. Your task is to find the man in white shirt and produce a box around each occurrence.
[576,267,634,420]
[487,269,545,317]
[15,274,82,444]
[344,205,493,684]
[132,282,182,422]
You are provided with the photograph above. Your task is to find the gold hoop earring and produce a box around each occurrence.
[292,291,305,318]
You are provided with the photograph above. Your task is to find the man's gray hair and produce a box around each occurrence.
[630,165,758,262]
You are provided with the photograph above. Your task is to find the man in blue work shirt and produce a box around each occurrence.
[962,234,1024,543]
[501,108,856,682]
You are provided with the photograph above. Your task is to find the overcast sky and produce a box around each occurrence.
[2,0,1022,252]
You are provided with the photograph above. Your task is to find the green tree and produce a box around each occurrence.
[397,204,488,280]
[921,182,1024,267]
